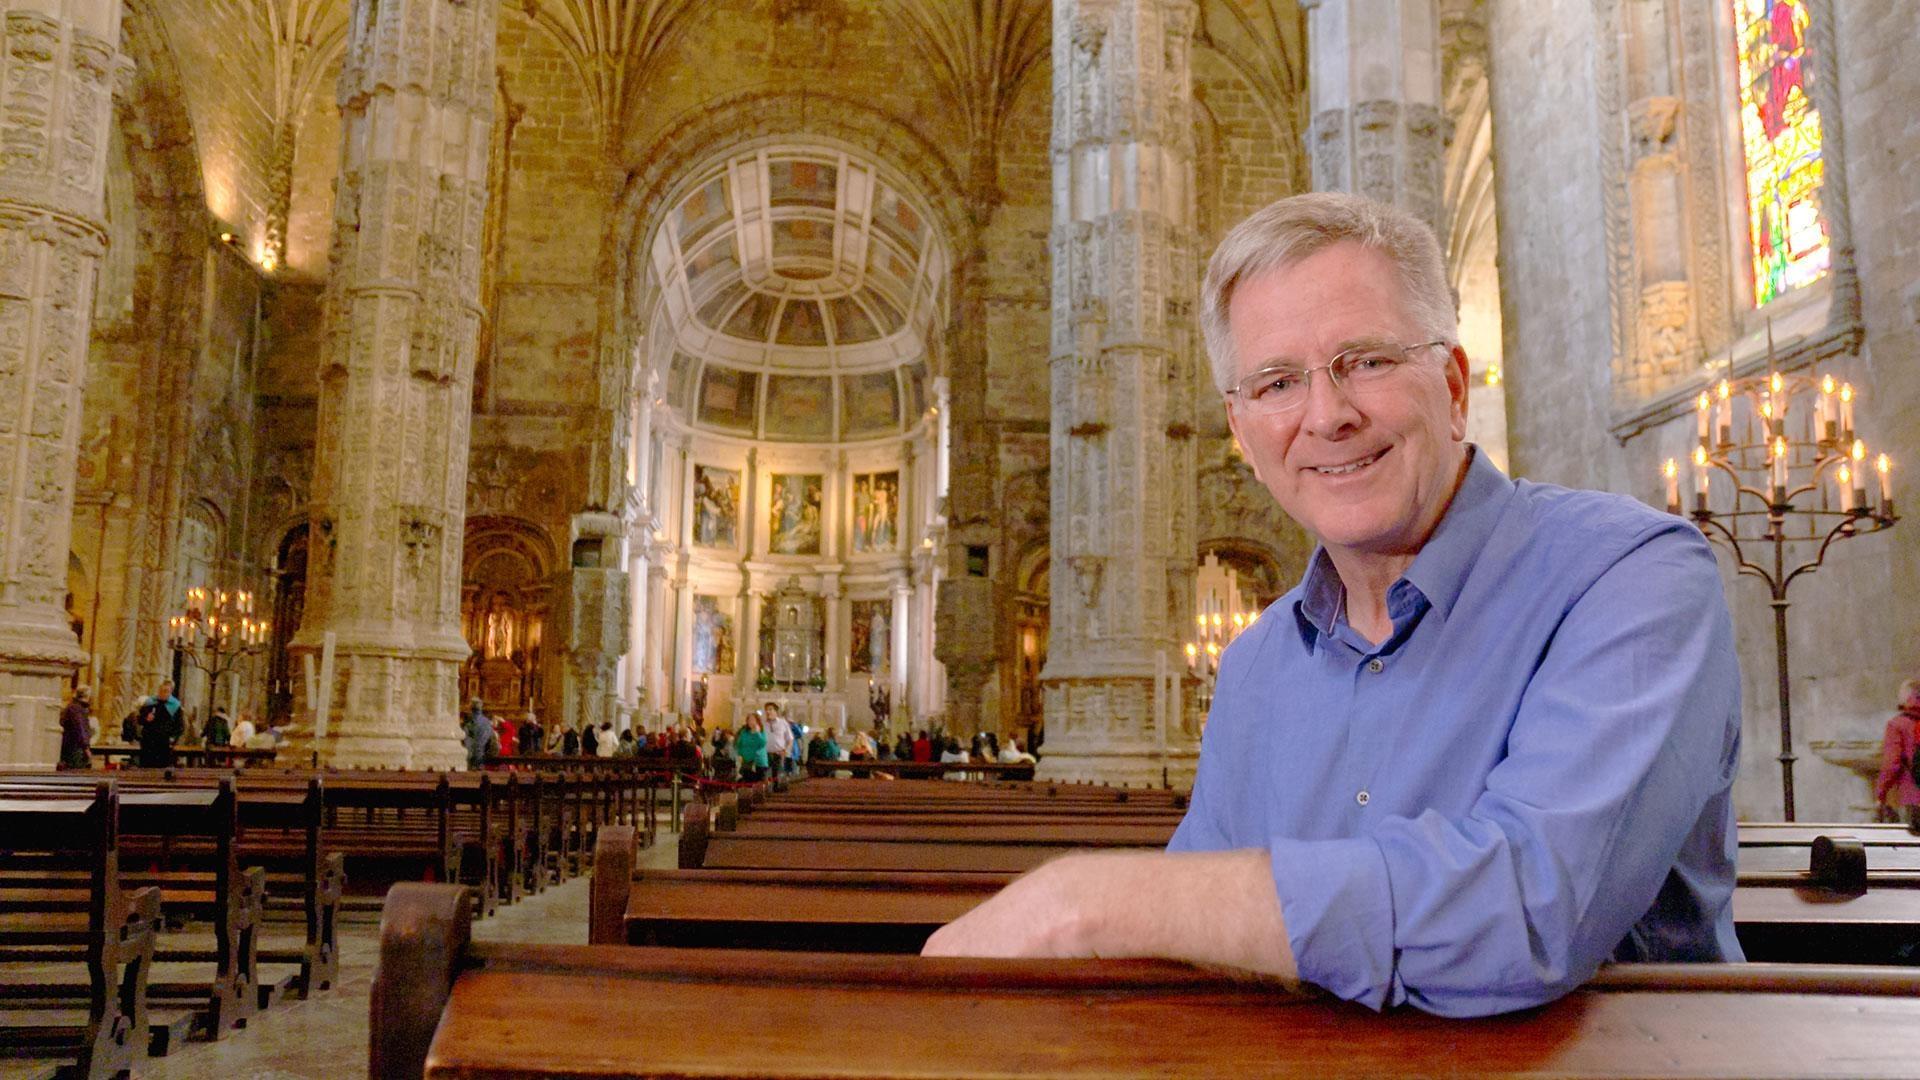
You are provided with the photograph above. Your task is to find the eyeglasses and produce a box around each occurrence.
[1224,340,1450,415]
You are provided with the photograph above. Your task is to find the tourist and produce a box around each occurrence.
[57,686,92,770]
[497,713,519,758]
[1874,678,1920,831]
[581,721,600,757]
[461,700,493,770]
[135,680,184,768]
[594,721,616,758]
[615,728,637,757]
[518,711,543,755]
[232,712,258,750]
[911,730,932,763]
[997,737,1036,766]
[925,192,1745,1018]
[735,715,769,782]
[892,732,913,761]
[938,736,970,781]
[560,725,581,756]
[764,705,793,776]
[202,705,232,748]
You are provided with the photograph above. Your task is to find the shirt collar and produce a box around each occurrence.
[1291,446,1513,649]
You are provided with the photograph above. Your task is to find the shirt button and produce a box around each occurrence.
[1366,658,1385,674]
[1356,790,1371,806]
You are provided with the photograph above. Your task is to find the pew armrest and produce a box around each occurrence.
[591,826,637,945]
[370,883,473,1080]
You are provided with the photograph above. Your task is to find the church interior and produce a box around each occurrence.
[2,0,1919,1074]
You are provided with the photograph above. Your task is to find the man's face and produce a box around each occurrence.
[1223,242,1470,560]
[158,681,173,697]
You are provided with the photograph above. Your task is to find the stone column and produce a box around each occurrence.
[0,1,124,766]
[1619,0,1698,396]
[1040,0,1202,787]
[1304,0,1448,235]
[821,570,843,694]
[739,568,763,696]
[560,511,627,734]
[670,558,692,715]
[291,0,495,768]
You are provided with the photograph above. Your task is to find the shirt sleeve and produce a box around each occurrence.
[1270,522,1741,1017]
[1875,717,1906,803]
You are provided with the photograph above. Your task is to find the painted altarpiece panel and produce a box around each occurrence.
[693,465,739,548]
[851,470,898,552]
[768,473,823,555]
[849,599,890,675]
[692,594,735,675]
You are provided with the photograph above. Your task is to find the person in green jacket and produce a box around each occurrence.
[734,714,770,782]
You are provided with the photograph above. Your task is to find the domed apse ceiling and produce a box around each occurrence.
[648,146,948,443]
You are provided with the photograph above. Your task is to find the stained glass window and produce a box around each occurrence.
[1732,0,1829,307]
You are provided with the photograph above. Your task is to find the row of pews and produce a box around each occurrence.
[0,761,661,1079]
[374,776,1920,1078]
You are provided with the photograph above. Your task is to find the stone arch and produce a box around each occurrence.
[90,0,216,716]
[1197,536,1287,613]
[461,517,559,721]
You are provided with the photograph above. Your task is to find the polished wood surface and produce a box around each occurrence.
[421,941,1920,1079]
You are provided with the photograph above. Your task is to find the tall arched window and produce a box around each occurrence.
[1731,0,1829,307]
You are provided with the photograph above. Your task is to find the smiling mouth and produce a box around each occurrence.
[1311,448,1389,476]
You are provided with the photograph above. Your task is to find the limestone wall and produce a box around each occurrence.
[1490,0,1920,820]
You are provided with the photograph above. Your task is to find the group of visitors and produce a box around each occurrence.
[54,679,281,769]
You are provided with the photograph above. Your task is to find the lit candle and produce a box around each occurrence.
[1662,459,1680,513]
[1716,380,1732,445]
[1696,391,1711,447]
[1836,463,1853,512]
[1817,375,1836,442]
[1771,436,1790,501]
[1692,446,1710,511]
[1840,383,1855,441]
[1877,454,1893,512]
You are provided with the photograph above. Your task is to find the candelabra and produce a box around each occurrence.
[1185,554,1253,721]
[168,586,271,720]
[1661,344,1897,821]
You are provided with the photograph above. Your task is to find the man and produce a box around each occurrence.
[461,700,493,770]
[232,712,258,750]
[519,710,544,755]
[923,192,1743,1018]
[764,702,794,777]
[57,686,92,770]
[135,680,185,768]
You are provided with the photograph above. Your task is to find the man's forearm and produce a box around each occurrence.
[923,849,1298,983]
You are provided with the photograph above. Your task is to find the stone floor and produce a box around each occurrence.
[3,830,681,1080]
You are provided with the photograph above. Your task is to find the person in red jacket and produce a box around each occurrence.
[910,730,933,763]
[1873,679,1920,830]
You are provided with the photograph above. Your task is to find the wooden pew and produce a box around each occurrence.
[0,782,161,1080]
[376,880,1920,1080]
[803,758,1038,780]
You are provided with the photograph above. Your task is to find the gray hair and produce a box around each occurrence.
[1199,192,1458,393]
[1900,678,1920,709]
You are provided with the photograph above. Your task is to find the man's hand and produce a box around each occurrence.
[921,849,1299,982]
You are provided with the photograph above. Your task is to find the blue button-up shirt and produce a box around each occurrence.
[1168,448,1744,1017]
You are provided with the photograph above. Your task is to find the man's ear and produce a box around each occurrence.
[1446,344,1471,442]
[1224,399,1265,485]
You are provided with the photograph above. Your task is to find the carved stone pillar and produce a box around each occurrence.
[1621,0,1697,395]
[0,1,125,765]
[1303,0,1448,236]
[560,511,627,734]
[290,0,495,768]
[739,568,763,695]
[1040,0,1201,786]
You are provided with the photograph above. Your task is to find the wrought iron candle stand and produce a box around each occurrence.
[1663,360,1897,821]
[167,586,271,719]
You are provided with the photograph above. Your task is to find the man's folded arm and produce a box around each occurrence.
[1269,523,1740,1016]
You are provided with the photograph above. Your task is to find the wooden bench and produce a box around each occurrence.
[0,782,161,1080]
[375,880,1920,1080]
[804,758,1038,780]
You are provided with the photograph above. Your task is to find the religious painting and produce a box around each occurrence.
[693,595,735,675]
[762,375,835,441]
[842,370,899,439]
[1732,0,1828,306]
[768,473,823,555]
[850,599,891,675]
[692,465,739,549]
[697,363,759,432]
[852,471,899,553]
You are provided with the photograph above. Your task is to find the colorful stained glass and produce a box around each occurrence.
[1732,0,1829,307]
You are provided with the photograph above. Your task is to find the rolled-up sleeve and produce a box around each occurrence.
[1272,524,1740,1016]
